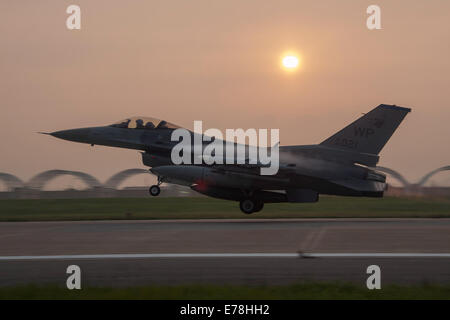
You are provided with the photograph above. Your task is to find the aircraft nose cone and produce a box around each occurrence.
[50,128,92,143]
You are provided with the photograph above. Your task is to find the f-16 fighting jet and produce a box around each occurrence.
[44,104,410,214]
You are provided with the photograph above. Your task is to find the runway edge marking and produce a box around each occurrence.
[2,253,450,260]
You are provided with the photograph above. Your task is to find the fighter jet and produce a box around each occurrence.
[45,104,410,214]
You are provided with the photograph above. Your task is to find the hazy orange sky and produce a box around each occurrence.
[1,1,449,189]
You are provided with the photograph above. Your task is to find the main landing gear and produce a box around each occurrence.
[239,198,264,214]
[149,177,162,197]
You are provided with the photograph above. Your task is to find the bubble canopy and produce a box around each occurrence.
[109,117,181,130]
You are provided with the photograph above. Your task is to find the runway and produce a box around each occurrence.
[1,218,450,286]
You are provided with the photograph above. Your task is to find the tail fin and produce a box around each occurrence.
[320,104,411,155]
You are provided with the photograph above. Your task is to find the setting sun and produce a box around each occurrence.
[282,55,299,70]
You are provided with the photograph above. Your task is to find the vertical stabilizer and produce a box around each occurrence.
[320,104,411,155]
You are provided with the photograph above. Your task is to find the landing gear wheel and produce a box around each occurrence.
[239,199,256,214]
[254,201,264,212]
[149,185,161,196]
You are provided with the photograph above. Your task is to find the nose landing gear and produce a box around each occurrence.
[149,177,163,197]
[149,185,160,196]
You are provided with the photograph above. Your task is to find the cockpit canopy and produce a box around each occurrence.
[109,117,180,130]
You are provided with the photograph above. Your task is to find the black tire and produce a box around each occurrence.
[254,201,264,212]
[239,199,256,214]
[149,185,161,196]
